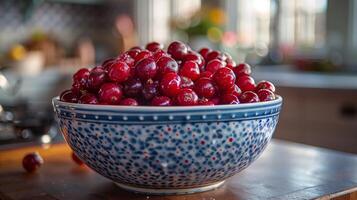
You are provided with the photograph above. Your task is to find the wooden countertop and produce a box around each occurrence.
[1,140,357,200]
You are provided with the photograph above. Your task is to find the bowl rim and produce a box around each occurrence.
[52,95,282,112]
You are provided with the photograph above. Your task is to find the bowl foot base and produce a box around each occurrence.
[114,181,225,195]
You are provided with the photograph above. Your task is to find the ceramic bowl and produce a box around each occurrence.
[52,96,282,195]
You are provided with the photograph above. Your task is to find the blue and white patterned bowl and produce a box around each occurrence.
[52,96,282,195]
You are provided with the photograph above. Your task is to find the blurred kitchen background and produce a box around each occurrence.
[0,0,356,154]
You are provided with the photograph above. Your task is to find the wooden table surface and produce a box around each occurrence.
[1,139,357,200]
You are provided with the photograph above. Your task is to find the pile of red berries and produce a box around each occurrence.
[60,41,276,106]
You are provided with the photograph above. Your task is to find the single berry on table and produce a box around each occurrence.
[23,152,44,173]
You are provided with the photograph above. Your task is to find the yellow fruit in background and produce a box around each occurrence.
[9,44,27,61]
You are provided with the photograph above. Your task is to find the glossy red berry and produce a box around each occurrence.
[73,68,90,89]
[134,50,152,63]
[120,98,139,106]
[179,61,200,81]
[206,50,221,61]
[135,58,157,81]
[156,56,178,77]
[146,42,163,52]
[199,48,211,59]
[152,49,168,62]
[233,63,252,77]
[220,94,240,105]
[72,152,84,165]
[236,75,256,92]
[167,41,188,60]
[184,52,205,69]
[206,59,225,73]
[198,98,215,106]
[151,96,173,106]
[23,152,43,173]
[102,58,116,70]
[108,61,130,83]
[211,97,220,105]
[60,90,78,103]
[79,93,98,104]
[142,79,159,100]
[257,89,276,102]
[256,80,276,92]
[224,84,241,97]
[176,89,198,106]
[213,67,236,90]
[194,77,217,98]
[160,72,181,97]
[239,91,259,103]
[124,78,143,97]
[118,53,135,67]
[180,76,194,89]
[127,49,141,58]
[88,66,107,89]
[98,83,123,105]
[200,71,213,78]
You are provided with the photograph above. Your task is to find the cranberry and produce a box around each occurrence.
[23,152,43,173]
[156,56,179,77]
[134,50,152,63]
[226,59,236,69]
[127,48,141,58]
[206,50,221,61]
[108,61,130,83]
[239,91,259,103]
[73,68,90,89]
[180,76,194,89]
[211,97,220,105]
[98,83,123,105]
[220,94,240,104]
[176,88,198,106]
[151,96,173,106]
[120,98,139,106]
[198,98,215,106]
[233,63,252,77]
[124,78,143,97]
[130,46,142,51]
[179,61,200,81]
[199,48,211,60]
[142,79,159,100]
[79,93,98,104]
[236,75,256,92]
[206,59,225,73]
[146,42,163,52]
[118,53,135,67]
[160,72,181,97]
[194,77,217,98]
[60,90,78,103]
[257,89,276,102]
[167,41,188,60]
[213,67,236,90]
[135,58,157,81]
[224,84,241,97]
[72,152,84,165]
[256,80,276,92]
[153,49,168,62]
[184,52,205,69]
[200,71,213,78]
[88,66,107,89]
[102,58,116,70]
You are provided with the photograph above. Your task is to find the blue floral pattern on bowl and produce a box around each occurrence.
[53,96,282,194]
